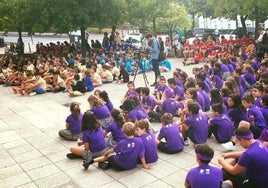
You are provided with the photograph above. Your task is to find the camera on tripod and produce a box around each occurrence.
[132,50,150,87]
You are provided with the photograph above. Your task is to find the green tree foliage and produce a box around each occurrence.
[158,2,191,39]
[208,0,268,35]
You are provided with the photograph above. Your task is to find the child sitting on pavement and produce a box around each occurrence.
[82,122,151,171]
[59,102,82,141]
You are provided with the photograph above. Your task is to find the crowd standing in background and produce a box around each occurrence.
[1,29,268,188]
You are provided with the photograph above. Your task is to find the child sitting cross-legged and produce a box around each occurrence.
[82,122,151,171]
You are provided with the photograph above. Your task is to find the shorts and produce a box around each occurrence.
[34,86,46,94]
[108,155,126,171]
[81,148,107,160]
[186,129,197,144]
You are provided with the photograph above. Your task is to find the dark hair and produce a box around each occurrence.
[120,99,136,112]
[261,94,268,106]
[235,126,252,137]
[210,88,223,105]
[81,111,100,132]
[187,88,198,101]
[167,78,176,85]
[195,144,214,164]
[252,83,263,92]
[221,87,232,98]
[187,101,200,114]
[228,94,245,111]
[197,82,205,90]
[242,93,255,104]
[141,87,150,96]
[99,90,109,103]
[70,102,81,120]
[127,81,135,86]
[111,109,125,128]
[161,113,173,125]
[74,74,80,81]
[212,103,224,114]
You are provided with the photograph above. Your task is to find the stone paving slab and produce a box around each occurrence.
[0,58,243,188]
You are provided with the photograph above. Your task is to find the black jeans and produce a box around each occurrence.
[152,58,160,83]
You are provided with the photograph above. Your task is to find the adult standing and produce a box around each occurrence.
[256,27,268,60]
[146,34,160,86]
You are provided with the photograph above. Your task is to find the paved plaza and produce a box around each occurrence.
[0,58,242,188]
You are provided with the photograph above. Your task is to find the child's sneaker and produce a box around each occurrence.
[66,153,82,159]
[83,158,94,170]
[221,141,236,151]
[29,92,37,96]
[184,139,190,146]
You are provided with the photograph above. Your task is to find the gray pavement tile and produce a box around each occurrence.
[7,143,35,155]
[98,181,127,188]
[0,58,239,187]
[117,170,158,188]
[162,170,188,188]
[20,156,52,171]
[141,180,174,188]
[34,172,72,188]
[0,150,16,168]
[0,164,23,179]
[13,149,43,163]
[146,160,181,179]
[26,163,61,181]
[16,182,38,188]
[0,172,31,188]
[74,171,114,188]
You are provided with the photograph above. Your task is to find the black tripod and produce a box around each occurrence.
[132,59,149,87]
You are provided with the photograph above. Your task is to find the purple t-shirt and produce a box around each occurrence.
[247,105,267,129]
[105,120,125,142]
[105,100,114,112]
[212,75,223,90]
[66,113,82,135]
[243,72,256,85]
[199,90,210,112]
[129,106,148,122]
[161,99,179,115]
[140,132,158,163]
[173,85,185,101]
[209,114,234,142]
[238,141,268,187]
[90,105,110,119]
[197,91,205,112]
[261,106,268,127]
[82,128,106,152]
[158,123,184,151]
[142,95,156,110]
[186,164,223,188]
[254,97,262,108]
[185,113,208,144]
[227,108,249,128]
[114,137,145,170]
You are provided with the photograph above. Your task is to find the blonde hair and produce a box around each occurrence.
[122,122,135,136]
[87,94,105,107]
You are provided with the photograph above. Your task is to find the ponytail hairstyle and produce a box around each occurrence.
[70,102,81,120]
[111,109,125,129]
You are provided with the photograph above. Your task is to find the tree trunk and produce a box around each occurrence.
[254,5,259,39]
[153,18,156,35]
[240,15,248,36]
[80,26,86,53]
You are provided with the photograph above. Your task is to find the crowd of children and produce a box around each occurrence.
[2,31,268,187]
